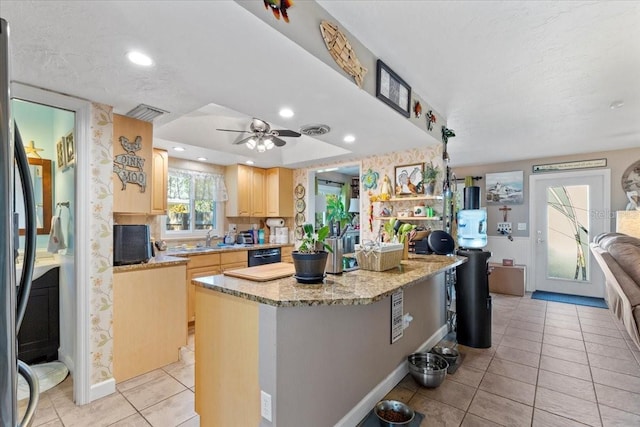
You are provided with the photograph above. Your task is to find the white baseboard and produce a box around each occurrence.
[89,378,116,402]
[335,324,449,427]
[58,351,75,376]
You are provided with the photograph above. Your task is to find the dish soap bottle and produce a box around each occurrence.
[258,229,265,244]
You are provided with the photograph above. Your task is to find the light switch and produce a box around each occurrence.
[517,222,527,231]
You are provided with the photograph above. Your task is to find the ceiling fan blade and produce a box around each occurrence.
[273,129,301,137]
[216,128,250,133]
[233,136,255,145]
[271,136,287,147]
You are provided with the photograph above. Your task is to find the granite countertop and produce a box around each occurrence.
[113,255,189,273]
[164,243,293,257]
[193,254,465,307]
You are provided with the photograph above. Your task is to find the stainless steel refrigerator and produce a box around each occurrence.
[1,17,40,426]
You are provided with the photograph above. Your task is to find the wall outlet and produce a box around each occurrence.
[497,222,512,234]
[517,222,527,231]
[261,390,272,422]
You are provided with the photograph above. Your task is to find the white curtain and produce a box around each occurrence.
[169,168,228,202]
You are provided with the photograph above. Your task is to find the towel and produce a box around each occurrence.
[47,215,66,253]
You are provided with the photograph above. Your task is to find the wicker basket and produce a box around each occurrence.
[355,243,404,271]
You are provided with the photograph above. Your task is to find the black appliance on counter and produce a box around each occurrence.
[236,231,254,245]
[113,224,153,266]
[248,248,281,267]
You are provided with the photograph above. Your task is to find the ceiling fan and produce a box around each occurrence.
[216,118,301,152]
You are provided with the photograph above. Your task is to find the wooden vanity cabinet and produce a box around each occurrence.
[150,148,168,215]
[18,267,59,364]
[266,167,293,217]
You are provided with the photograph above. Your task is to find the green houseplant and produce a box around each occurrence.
[292,223,333,284]
[325,194,350,228]
[423,162,441,196]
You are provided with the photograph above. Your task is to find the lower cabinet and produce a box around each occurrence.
[18,267,60,365]
[220,251,247,272]
[113,264,187,383]
[281,246,293,263]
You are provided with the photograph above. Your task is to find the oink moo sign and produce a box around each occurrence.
[113,135,147,192]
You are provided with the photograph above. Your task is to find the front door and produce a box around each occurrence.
[530,170,610,297]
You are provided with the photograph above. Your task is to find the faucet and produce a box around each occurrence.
[205,229,213,247]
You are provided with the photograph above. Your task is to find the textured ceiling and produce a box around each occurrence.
[2,1,639,169]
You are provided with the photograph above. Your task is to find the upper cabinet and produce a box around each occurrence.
[266,167,293,217]
[225,164,261,217]
[113,114,153,214]
[150,148,168,215]
[250,167,266,217]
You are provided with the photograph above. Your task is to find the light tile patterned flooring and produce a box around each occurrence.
[20,293,640,426]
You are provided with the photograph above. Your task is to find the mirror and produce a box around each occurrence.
[17,158,52,235]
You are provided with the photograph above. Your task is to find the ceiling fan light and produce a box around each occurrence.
[246,138,257,150]
[257,143,266,153]
[264,138,274,150]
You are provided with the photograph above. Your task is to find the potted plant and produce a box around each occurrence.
[325,195,350,229]
[423,162,441,196]
[292,223,333,283]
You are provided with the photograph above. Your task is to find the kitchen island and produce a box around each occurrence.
[193,254,464,426]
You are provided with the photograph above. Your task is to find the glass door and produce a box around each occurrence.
[531,170,609,297]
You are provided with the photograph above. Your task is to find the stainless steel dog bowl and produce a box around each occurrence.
[407,352,448,388]
[431,347,459,373]
[374,400,415,426]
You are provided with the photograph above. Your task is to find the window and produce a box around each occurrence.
[162,169,227,238]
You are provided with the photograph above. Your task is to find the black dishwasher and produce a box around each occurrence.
[248,248,281,267]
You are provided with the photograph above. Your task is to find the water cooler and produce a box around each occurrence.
[455,186,492,348]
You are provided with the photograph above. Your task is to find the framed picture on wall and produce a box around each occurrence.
[376,60,411,118]
[64,131,75,166]
[485,170,524,205]
[56,139,66,170]
[394,163,424,196]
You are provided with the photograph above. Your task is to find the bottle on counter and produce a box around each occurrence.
[258,229,265,244]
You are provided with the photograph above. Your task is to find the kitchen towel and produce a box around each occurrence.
[47,213,66,253]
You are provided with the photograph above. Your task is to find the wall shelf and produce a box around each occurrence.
[387,195,442,202]
[374,216,442,221]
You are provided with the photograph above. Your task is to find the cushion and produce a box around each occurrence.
[599,234,640,251]
[599,251,640,306]
[608,243,640,286]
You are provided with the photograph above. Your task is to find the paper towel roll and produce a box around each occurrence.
[266,218,285,227]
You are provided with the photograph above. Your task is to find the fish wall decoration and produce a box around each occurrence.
[320,20,367,88]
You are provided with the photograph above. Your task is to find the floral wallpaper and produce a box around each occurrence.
[293,144,444,244]
[89,103,114,384]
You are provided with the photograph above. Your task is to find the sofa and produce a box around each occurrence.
[591,232,640,350]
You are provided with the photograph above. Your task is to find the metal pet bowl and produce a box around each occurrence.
[431,347,459,373]
[407,352,448,388]
[374,400,415,427]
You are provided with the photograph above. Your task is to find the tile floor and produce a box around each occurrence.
[20,293,640,426]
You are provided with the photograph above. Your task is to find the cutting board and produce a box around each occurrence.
[223,262,295,282]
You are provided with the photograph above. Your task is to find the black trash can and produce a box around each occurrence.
[455,249,492,348]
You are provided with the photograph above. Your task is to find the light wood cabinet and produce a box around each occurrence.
[220,251,247,272]
[113,265,187,383]
[266,167,293,217]
[185,253,221,324]
[113,114,153,214]
[225,164,266,217]
[251,167,266,217]
[150,148,168,215]
[281,246,293,263]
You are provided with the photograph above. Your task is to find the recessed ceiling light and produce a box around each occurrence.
[127,51,153,67]
[343,135,356,143]
[279,108,294,118]
[609,100,624,109]
[173,147,185,152]
[197,157,207,161]
[245,160,254,165]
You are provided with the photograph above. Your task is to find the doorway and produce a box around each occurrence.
[530,169,610,298]
[13,83,92,404]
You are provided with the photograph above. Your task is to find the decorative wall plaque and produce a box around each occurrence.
[113,135,147,192]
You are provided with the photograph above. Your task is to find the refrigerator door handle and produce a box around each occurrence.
[17,360,39,427]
